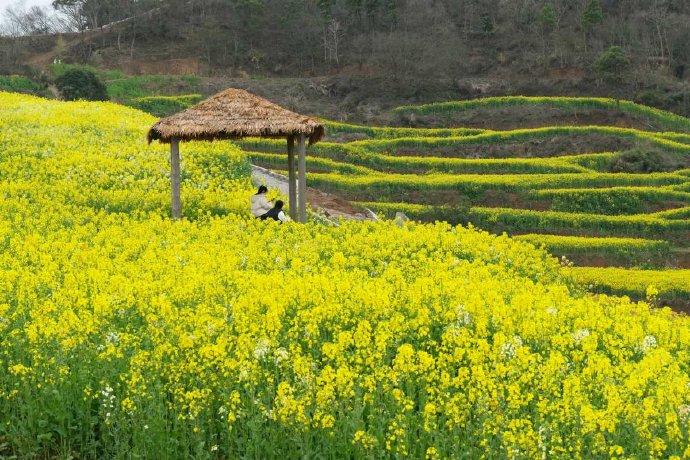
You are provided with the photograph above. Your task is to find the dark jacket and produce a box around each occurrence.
[260,206,283,221]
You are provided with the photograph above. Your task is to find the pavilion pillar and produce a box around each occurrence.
[170,138,181,220]
[287,135,297,220]
[297,134,307,223]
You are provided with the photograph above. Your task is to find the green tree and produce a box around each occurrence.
[581,0,603,32]
[538,4,556,31]
[54,68,109,101]
[594,45,631,84]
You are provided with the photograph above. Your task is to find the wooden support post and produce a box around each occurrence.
[297,134,307,223]
[287,135,297,220]
[170,138,181,220]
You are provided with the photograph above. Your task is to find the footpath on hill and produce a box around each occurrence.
[251,165,376,221]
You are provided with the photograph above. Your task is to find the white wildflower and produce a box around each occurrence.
[274,347,289,364]
[678,404,690,424]
[455,305,472,327]
[106,331,120,344]
[253,339,270,360]
[641,335,657,353]
[572,328,590,344]
[501,336,523,359]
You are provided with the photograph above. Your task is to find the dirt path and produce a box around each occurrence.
[251,165,376,221]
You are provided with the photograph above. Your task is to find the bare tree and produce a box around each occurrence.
[2,3,57,36]
[323,18,343,65]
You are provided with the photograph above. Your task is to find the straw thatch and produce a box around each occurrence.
[147,88,325,144]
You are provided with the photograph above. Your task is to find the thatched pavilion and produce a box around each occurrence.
[147,88,325,223]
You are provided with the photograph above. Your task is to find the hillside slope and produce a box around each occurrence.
[2,92,690,457]
[245,97,690,308]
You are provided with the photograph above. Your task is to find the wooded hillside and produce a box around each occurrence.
[1,0,689,117]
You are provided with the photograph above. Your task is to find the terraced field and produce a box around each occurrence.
[241,97,690,309]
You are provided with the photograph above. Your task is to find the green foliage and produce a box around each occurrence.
[480,15,495,34]
[533,187,690,215]
[608,148,686,173]
[582,0,604,31]
[239,138,588,175]
[237,97,690,286]
[307,171,684,204]
[538,5,556,31]
[567,267,690,307]
[653,206,690,220]
[466,207,690,242]
[49,62,101,79]
[54,68,109,102]
[247,151,371,175]
[106,75,202,103]
[594,46,631,84]
[322,119,486,140]
[550,191,644,215]
[394,97,689,133]
[515,234,672,268]
[0,75,46,97]
[131,94,203,117]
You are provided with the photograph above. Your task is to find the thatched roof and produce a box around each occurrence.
[147,88,325,144]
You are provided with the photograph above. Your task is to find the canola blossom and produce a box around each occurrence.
[1,92,690,458]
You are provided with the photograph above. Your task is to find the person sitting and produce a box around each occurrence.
[260,200,290,223]
[250,185,273,218]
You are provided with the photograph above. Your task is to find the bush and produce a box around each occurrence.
[54,68,109,102]
[608,148,684,173]
[0,75,46,96]
[594,46,631,84]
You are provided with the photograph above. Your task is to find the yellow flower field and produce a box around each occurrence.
[1,92,690,458]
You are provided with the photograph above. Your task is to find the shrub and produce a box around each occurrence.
[594,46,631,84]
[608,148,685,173]
[54,68,109,102]
[0,75,46,96]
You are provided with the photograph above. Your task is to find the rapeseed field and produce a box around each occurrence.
[1,92,690,458]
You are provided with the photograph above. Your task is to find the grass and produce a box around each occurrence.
[348,126,690,157]
[247,151,371,175]
[467,207,690,243]
[394,96,690,133]
[653,206,690,220]
[358,202,690,242]
[242,142,590,175]
[307,172,686,203]
[0,75,47,97]
[131,94,203,117]
[322,119,486,139]
[530,187,690,215]
[106,75,201,103]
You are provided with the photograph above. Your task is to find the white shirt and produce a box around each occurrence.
[277,211,290,223]
[250,194,273,217]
